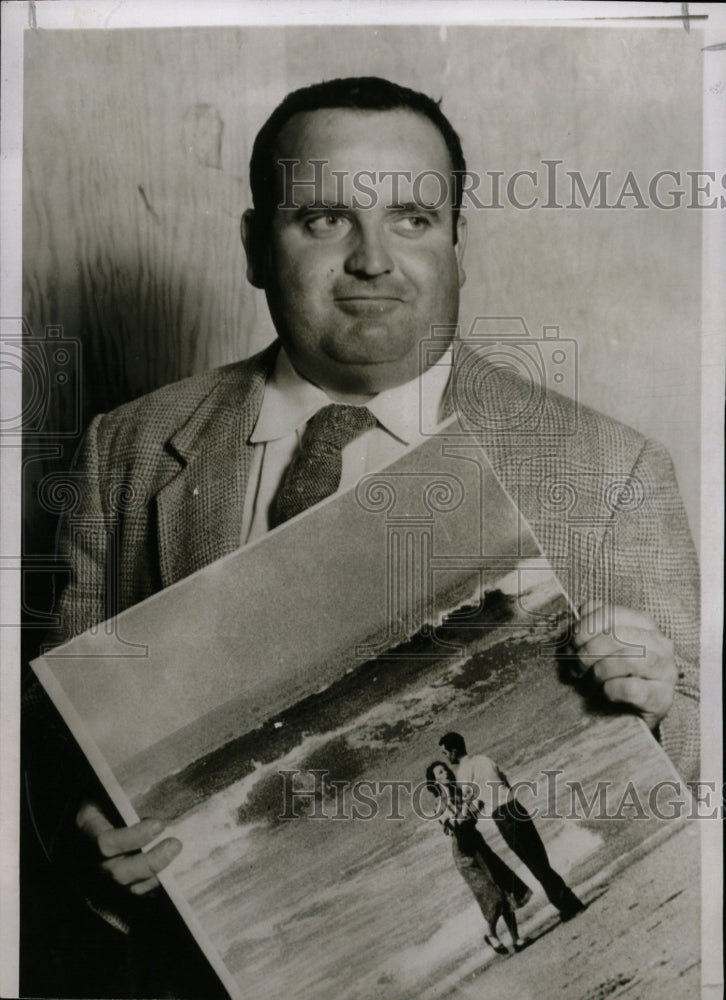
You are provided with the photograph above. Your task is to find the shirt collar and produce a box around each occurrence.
[251,343,452,445]
[250,347,328,443]
[366,349,451,444]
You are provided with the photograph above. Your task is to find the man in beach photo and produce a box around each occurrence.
[438,730,584,921]
[20,52,701,999]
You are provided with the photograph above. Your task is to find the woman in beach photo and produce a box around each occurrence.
[426,761,532,956]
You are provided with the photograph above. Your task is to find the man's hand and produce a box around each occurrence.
[76,801,182,896]
[569,602,677,732]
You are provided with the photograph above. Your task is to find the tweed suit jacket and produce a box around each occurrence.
[47,340,699,780]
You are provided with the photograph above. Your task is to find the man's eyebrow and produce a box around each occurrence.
[387,201,444,216]
[294,201,348,213]
[287,200,447,218]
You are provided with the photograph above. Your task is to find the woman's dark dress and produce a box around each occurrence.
[450,814,531,922]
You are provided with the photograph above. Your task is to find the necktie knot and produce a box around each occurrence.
[270,404,377,527]
[303,403,377,453]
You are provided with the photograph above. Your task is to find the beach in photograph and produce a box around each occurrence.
[142,574,695,1000]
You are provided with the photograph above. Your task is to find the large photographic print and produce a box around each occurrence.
[33,432,699,999]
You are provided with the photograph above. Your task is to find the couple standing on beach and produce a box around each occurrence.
[427,732,584,956]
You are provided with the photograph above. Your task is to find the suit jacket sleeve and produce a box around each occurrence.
[610,437,700,782]
[46,413,110,648]
[22,414,111,866]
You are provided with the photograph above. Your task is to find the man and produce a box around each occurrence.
[25,76,699,994]
[438,731,584,921]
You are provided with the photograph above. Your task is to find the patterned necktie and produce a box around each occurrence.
[270,403,377,527]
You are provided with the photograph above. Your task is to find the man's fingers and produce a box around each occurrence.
[76,801,116,841]
[572,605,658,648]
[75,802,181,892]
[76,802,168,857]
[575,627,673,680]
[602,676,650,710]
[101,837,182,887]
[570,605,677,730]
[574,629,647,667]
[129,875,163,897]
[601,676,671,716]
[96,817,167,859]
[591,651,677,685]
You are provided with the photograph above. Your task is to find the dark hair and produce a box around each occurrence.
[439,732,467,756]
[249,76,467,243]
[425,759,457,796]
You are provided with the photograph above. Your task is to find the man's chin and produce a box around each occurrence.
[320,353,426,397]
[289,325,449,395]
[329,322,403,360]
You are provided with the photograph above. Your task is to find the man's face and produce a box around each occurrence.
[243,108,466,398]
[440,745,460,766]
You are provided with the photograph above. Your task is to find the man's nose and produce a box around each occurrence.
[344,223,394,278]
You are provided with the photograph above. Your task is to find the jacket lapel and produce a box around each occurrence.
[441,343,639,607]
[156,344,279,589]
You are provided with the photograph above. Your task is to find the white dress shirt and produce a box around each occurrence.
[241,346,452,544]
[456,753,509,817]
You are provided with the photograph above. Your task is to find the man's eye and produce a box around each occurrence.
[392,215,431,234]
[305,214,348,235]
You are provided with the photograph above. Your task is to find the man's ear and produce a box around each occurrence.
[241,209,266,289]
[454,215,467,288]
